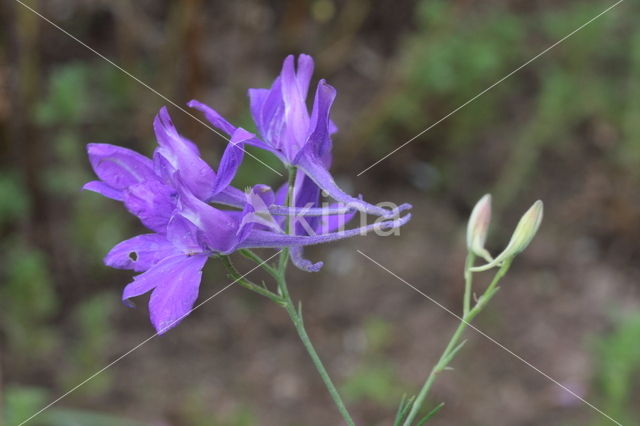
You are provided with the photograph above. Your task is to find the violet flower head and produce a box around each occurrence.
[190,54,410,219]
[84,55,412,334]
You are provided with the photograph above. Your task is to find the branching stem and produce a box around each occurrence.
[236,167,356,425]
[402,259,512,426]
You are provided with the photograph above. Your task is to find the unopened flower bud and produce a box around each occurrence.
[503,200,543,257]
[466,194,492,260]
[471,200,543,272]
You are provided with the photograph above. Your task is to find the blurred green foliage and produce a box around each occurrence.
[367,0,639,207]
[179,391,256,426]
[35,64,89,127]
[591,314,640,425]
[35,64,91,195]
[0,173,30,225]
[4,385,151,426]
[342,318,406,406]
[366,0,524,156]
[1,245,58,364]
[1,60,135,424]
[64,292,117,397]
[4,386,50,426]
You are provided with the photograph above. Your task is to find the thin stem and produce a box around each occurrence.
[403,322,466,426]
[239,249,280,280]
[277,166,297,272]
[482,259,512,304]
[284,166,297,233]
[278,270,355,425]
[220,256,284,305]
[463,253,475,316]
[273,166,356,426]
[402,260,512,426]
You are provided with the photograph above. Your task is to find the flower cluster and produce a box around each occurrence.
[85,54,412,333]
[466,194,543,271]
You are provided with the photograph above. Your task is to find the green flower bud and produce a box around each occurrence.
[471,200,543,272]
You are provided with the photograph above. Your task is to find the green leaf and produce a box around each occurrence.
[440,339,467,369]
[393,394,415,426]
[416,402,445,425]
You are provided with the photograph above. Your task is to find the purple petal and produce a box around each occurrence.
[329,119,338,135]
[250,184,275,208]
[292,173,321,235]
[248,88,269,134]
[105,234,179,272]
[166,214,204,254]
[320,204,357,234]
[293,173,320,208]
[269,183,289,229]
[86,143,155,190]
[153,107,201,155]
[82,180,123,201]
[210,128,252,196]
[256,78,285,149]
[280,55,310,158]
[274,182,288,206]
[290,246,323,272]
[148,254,208,334]
[153,107,216,200]
[123,180,176,232]
[301,80,336,168]
[268,203,357,217]
[241,184,280,233]
[121,253,197,302]
[296,153,396,218]
[151,151,175,185]
[187,100,237,136]
[209,185,249,208]
[236,203,258,243]
[295,54,315,101]
[238,213,412,249]
[245,55,325,165]
[177,185,242,253]
[267,181,357,217]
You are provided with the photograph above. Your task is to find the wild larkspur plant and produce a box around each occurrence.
[82,55,550,426]
[84,54,411,337]
[395,195,543,426]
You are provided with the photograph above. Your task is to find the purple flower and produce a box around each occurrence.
[189,54,410,219]
[152,107,250,205]
[83,108,250,230]
[278,174,358,272]
[101,181,408,333]
[83,143,176,232]
[84,56,413,334]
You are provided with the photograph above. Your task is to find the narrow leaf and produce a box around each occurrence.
[416,402,445,425]
[441,339,467,367]
[393,394,416,426]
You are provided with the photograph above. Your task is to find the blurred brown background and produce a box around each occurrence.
[1,1,639,425]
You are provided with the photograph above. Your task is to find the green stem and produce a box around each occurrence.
[463,253,475,316]
[276,262,356,426]
[239,249,280,280]
[402,260,512,426]
[273,166,356,425]
[482,259,512,304]
[220,256,284,305]
[225,250,354,425]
